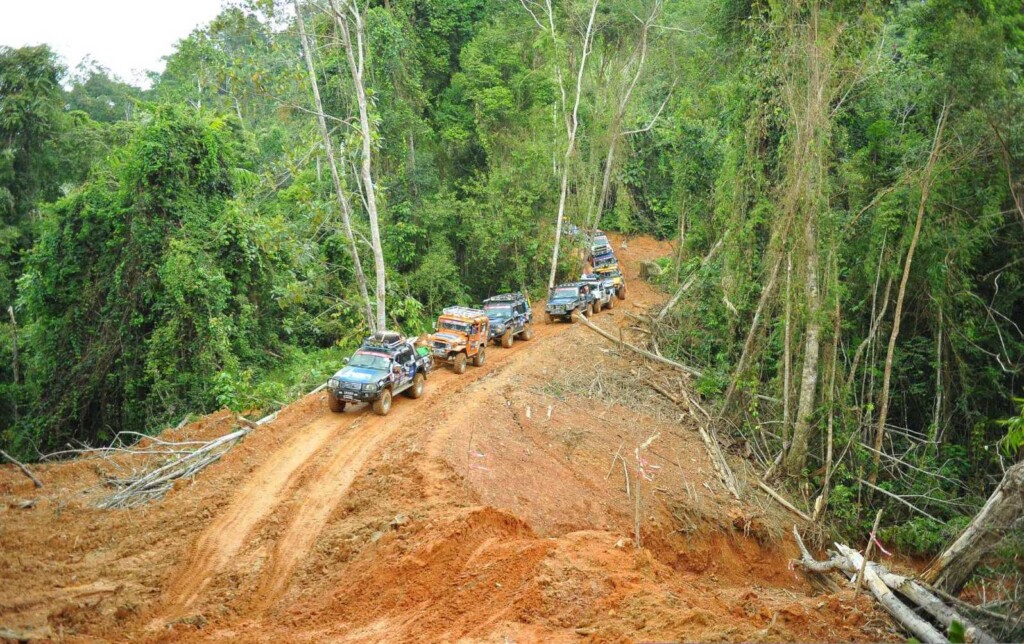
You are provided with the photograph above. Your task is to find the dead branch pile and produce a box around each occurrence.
[792,526,997,644]
[97,427,249,509]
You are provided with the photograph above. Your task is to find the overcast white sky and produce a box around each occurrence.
[0,0,231,87]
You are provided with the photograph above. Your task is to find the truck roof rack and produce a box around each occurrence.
[440,306,488,320]
[362,330,405,350]
[483,292,525,304]
[554,281,587,289]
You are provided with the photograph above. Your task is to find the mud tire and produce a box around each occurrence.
[405,372,425,399]
[473,347,486,367]
[327,391,346,413]
[522,324,534,340]
[616,284,627,300]
[453,352,468,374]
[372,389,393,416]
[607,296,615,310]
[501,330,514,349]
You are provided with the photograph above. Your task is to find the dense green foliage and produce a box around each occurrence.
[0,0,1021,584]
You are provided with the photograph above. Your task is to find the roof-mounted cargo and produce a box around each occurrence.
[362,330,405,351]
[440,306,488,320]
[483,292,526,304]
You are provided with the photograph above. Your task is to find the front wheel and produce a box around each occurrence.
[501,330,514,349]
[548,314,556,324]
[522,324,534,340]
[473,347,486,367]
[607,297,615,310]
[453,352,468,374]
[405,372,425,398]
[327,391,346,413]
[372,389,393,416]
[616,284,627,301]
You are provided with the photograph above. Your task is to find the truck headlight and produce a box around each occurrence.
[329,378,339,388]
[363,383,377,392]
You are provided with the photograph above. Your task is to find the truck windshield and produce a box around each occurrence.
[484,305,511,317]
[438,319,470,334]
[553,288,578,298]
[349,352,390,370]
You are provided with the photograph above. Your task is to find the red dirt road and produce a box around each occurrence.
[0,234,896,642]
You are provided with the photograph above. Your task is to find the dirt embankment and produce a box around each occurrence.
[1,234,895,642]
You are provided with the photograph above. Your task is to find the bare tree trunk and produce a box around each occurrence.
[540,0,599,290]
[784,215,823,475]
[293,0,375,332]
[922,460,1024,594]
[813,285,841,520]
[579,0,661,275]
[7,305,19,385]
[782,253,793,443]
[931,307,943,445]
[333,0,387,330]
[871,105,948,483]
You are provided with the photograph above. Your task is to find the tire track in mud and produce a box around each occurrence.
[157,235,657,620]
[246,328,564,612]
[156,411,367,619]
[156,319,566,620]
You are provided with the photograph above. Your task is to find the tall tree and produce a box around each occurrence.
[293,0,376,332]
[331,0,388,330]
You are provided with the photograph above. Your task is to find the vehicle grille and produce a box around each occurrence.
[433,341,448,350]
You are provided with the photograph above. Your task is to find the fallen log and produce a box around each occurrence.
[575,312,701,376]
[874,570,996,644]
[0,448,42,488]
[922,459,1023,594]
[791,527,997,644]
[99,427,250,509]
[756,480,810,522]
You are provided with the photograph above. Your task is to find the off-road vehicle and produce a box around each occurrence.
[590,230,613,256]
[327,331,432,416]
[545,281,598,323]
[483,292,534,348]
[426,307,490,374]
[595,263,627,300]
[581,273,615,311]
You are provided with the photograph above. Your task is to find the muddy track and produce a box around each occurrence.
[156,295,579,620]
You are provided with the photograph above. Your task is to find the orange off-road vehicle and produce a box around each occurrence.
[426,307,490,374]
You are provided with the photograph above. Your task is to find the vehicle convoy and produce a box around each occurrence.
[327,331,432,416]
[545,281,599,323]
[426,307,490,374]
[483,292,534,348]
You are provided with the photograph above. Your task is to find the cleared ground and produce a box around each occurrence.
[0,235,896,642]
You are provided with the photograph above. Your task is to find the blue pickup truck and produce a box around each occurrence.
[327,331,432,416]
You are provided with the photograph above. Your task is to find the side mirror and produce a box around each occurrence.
[343,357,350,365]
[392,364,402,374]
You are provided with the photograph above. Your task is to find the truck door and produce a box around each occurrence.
[396,348,415,385]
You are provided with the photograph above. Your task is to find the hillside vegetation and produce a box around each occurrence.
[1,0,1022,607]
